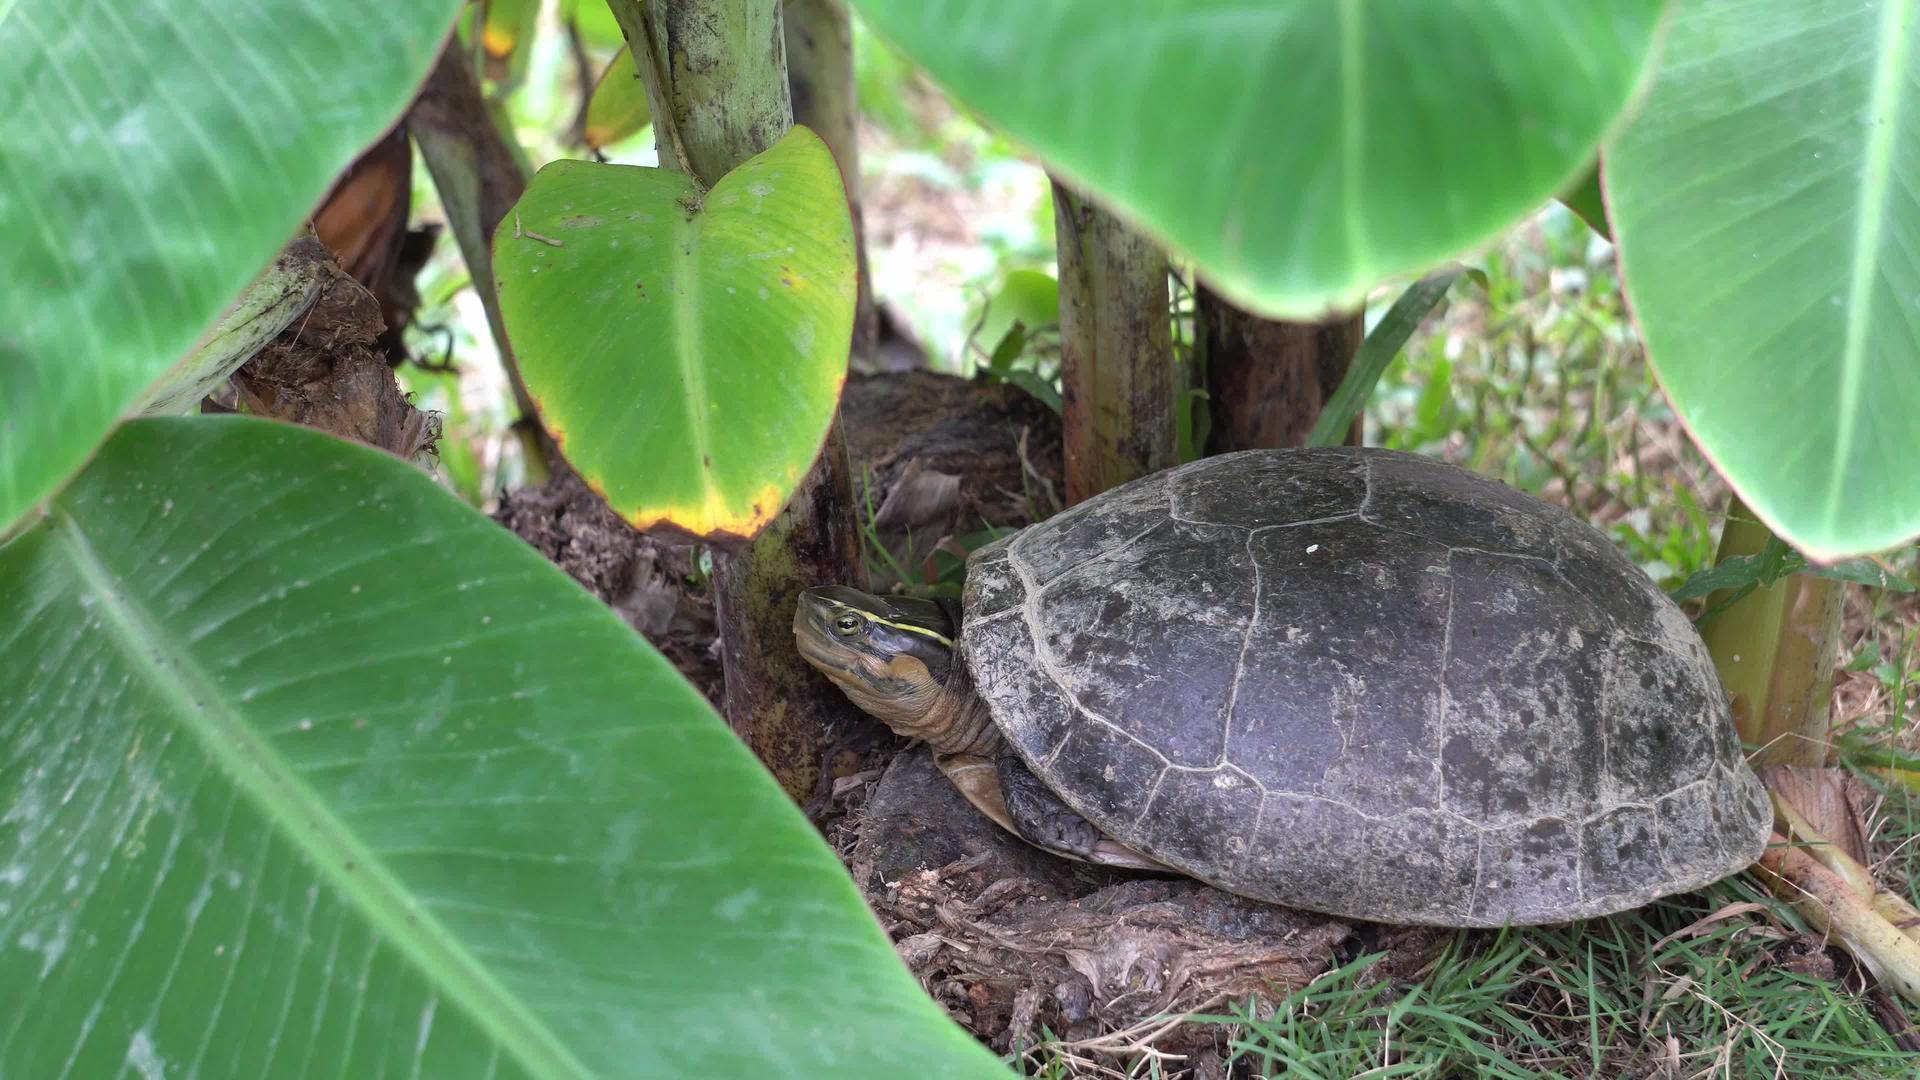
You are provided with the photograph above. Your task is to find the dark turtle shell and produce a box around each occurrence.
[960,448,1771,926]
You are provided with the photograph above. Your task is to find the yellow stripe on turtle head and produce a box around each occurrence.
[821,597,953,648]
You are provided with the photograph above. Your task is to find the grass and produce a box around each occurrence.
[1189,882,1917,1078]
[1019,883,1918,1079]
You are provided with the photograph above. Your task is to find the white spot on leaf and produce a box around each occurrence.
[186,881,213,925]
[127,1029,167,1080]
[789,322,815,356]
[714,887,758,922]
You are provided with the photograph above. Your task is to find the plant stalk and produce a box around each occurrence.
[610,0,867,804]
[1051,176,1177,504]
[610,0,792,182]
[1753,833,1920,1006]
[1195,283,1362,452]
[410,39,552,479]
[1772,789,1920,943]
[1702,493,1843,765]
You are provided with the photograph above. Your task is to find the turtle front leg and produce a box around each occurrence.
[931,750,1168,870]
[996,753,1169,871]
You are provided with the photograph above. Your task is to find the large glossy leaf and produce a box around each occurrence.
[0,0,463,533]
[0,416,1007,1078]
[1604,0,1920,559]
[849,0,1667,317]
[495,125,856,542]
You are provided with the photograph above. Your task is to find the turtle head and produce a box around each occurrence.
[794,585,956,732]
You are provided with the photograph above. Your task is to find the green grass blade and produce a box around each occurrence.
[1307,267,1462,447]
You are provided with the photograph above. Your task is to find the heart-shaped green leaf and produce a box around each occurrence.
[1604,0,1920,559]
[848,0,1666,317]
[0,0,464,533]
[0,415,1008,1078]
[495,125,855,542]
[585,50,652,151]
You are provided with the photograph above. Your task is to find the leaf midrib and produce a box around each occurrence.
[50,504,588,1079]
[668,203,718,517]
[1826,0,1915,527]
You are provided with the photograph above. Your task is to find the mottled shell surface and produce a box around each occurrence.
[960,448,1771,926]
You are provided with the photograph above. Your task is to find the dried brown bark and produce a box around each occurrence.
[309,125,436,363]
[230,240,435,462]
[610,0,867,802]
[1051,177,1177,505]
[1195,281,1363,452]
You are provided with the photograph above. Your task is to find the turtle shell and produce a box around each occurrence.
[960,448,1770,926]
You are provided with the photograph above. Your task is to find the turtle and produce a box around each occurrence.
[795,447,1772,927]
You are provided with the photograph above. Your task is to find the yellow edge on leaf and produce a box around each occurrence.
[626,480,793,542]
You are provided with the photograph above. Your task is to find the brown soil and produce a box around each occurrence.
[832,747,1367,1076]
[841,368,1065,590]
[490,462,728,705]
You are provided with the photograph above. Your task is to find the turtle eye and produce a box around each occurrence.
[833,613,863,636]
